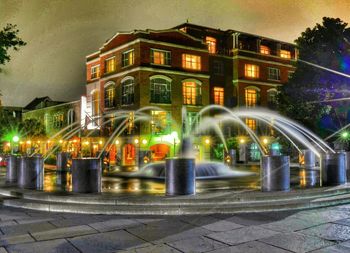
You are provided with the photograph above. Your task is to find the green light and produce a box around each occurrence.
[12,135,19,143]
[341,132,349,138]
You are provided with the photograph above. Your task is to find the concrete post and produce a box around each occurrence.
[261,155,290,192]
[17,155,44,190]
[302,149,316,168]
[71,158,102,193]
[6,155,17,183]
[165,158,195,196]
[225,149,236,166]
[56,152,70,173]
[322,152,346,186]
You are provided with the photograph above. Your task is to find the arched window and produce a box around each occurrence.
[150,75,171,104]
[267,88,278,109]
[182,79,202,105]
[244,86,260,107]
[121,77,134,105]
[104,82,116,108]
[91,90,100,116]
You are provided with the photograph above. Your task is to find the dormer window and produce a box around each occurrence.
[206,36,216,54]
[260,45,270,55]
[280,50,291,59]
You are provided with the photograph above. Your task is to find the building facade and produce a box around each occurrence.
[83,23,296,166]
[22,100,81,156]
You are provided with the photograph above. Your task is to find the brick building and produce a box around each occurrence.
[83,23,296,166]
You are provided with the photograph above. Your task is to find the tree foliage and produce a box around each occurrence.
[278,17,350,137]
[0,23,26,69]
[0,110,46,142]
[18,118,46,139]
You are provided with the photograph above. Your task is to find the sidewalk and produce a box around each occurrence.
[0,199,350,252]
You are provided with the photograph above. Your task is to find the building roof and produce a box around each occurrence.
[86,28,208,61]
[174,22,296,46]
[23,96,65,111]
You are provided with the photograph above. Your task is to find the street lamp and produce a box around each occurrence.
[341,131,349,139]
[12,136,19,143]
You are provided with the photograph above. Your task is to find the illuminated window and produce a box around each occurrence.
[260,45,270,55]
[182,54,201,70]
[105,57,116,73]
[104,83,115,108]
[179,27,187,33]
[245,88,259,107]
[245,118,257,131]
[151,111,171,135]
[121,77,134,105]
[244,64,259,78]
[91,90,100,127]
[268,67,280,80]
[280,50,291,59]
[53,113,64,128]
[213,87,224,105]
[183,81,202,105]
[122,49,134,67]
[151,49,171,65]
[150,77,171,104]
[206,36,217,54]
[127,112,134,134]
[213,60,223,75]
[91,65,100,79]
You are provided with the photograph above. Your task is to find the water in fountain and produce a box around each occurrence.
[133,106,256,179]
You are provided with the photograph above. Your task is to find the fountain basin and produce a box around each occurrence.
[131,161,255,179]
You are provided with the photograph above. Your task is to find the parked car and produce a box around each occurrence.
[0,154,8,167]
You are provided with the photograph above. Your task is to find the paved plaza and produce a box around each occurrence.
[0,198,350,253]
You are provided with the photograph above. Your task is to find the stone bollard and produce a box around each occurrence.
[6,155,17,183]
[261,155,290,192]
[269,149,280,156]
[343,152,350,182]
[321,152,346,186]
[165,158,195,196]
[71,158,102,193]
[56,152,70,173]
[17,155,44,190]
[301,149,316,169]
[225,149,236,166]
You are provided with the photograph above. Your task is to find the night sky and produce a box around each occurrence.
[1,0,349,107]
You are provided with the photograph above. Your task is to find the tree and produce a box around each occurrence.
[0,23,26,70]
[18,119,46,139]
[278,17,350,137]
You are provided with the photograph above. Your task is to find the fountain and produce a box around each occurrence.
[6,104,348,194]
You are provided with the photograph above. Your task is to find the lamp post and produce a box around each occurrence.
[170,131,179,157]
[11,135,19,154]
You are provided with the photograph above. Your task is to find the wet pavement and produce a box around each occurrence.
[0,199,349,252]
